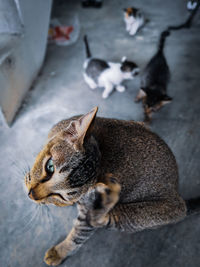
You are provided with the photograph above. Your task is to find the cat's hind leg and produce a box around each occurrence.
[83,73,97,90]
[107,194,187,232]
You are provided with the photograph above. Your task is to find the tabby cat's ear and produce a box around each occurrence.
[62,107,98,151]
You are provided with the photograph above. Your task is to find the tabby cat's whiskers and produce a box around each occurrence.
[14,205,40,236]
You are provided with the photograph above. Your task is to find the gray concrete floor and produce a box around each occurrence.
[1,0,200,266]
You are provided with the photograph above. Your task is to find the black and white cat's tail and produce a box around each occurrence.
[84,35,92,58]
[186,197,200,216]
[158,30,170,53]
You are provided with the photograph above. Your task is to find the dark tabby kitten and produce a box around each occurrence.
[135,30,172,121]
[136,1,200,122]
[25,107,200,266]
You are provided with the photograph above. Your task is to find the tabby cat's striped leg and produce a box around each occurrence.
[44,177,121,266]
[44,213,95,266]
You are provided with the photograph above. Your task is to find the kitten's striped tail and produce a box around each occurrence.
[185,197,200,216]
[84,35,92,58]
[158,30,170,53]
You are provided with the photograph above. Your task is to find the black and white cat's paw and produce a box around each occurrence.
[116,85,126,93]
[102,90,113,99]
[102,84,115,98]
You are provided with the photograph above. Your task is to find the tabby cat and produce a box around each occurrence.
[25,107,200,266]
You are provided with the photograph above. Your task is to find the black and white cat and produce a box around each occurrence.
[124,7,145,36]
[135,30,172,121]
[83,35,139,99]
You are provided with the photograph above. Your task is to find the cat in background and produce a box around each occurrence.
[136,0,200,122]
[124,7,146,36]
[82,0,102,8]
[187,0,198,10]
[135,30,172,122]
[83,35,139,99]
[25,107,200,266]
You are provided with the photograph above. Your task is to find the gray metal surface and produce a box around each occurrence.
[0,0,200,266]
[0,0,52,124]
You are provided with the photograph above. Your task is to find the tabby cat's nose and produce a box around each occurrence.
[28,189,38,200]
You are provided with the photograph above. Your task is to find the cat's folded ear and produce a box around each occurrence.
[60,107,98,151]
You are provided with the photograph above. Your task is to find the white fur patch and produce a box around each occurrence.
[83,59,90,69]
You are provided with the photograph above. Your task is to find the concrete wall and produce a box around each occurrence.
[0,0,52,125]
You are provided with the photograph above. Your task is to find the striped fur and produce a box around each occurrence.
[44,176,121,265]
[25,107,188,265]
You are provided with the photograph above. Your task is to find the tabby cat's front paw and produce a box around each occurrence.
[83,176,121,227]
[44,247,64,266]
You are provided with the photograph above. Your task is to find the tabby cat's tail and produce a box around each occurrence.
[158,30,170,53]
[186,197,200,216]
[84,35,92,58]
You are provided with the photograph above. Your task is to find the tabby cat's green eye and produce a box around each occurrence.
[45,158,54,174]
